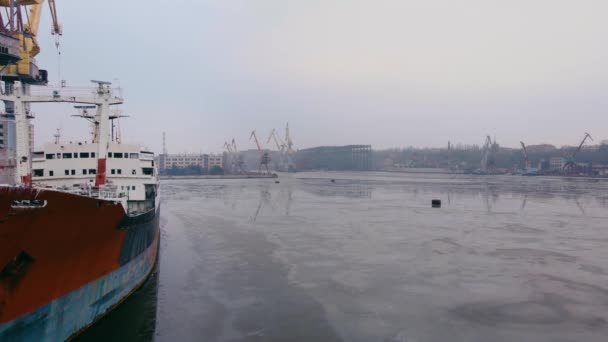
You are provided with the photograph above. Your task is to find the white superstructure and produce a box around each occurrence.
[0,80,159,215]
[32,142,156,202]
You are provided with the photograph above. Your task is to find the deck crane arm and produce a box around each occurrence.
[48,0,61,35]
[0,0,61,83]
[223,142,233,153]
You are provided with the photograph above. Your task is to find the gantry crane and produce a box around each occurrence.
[563,132,593,174]
[250,130,270,173]
[0,0,62,85]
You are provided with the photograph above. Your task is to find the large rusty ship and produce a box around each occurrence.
[0,81,160,341]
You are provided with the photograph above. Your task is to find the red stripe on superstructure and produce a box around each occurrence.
[95,158,107,186]
[0,187,129,323]
[20,174,32,187]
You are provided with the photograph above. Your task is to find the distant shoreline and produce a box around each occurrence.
[160,174,278,180]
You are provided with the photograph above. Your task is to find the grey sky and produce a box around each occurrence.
[31,0,608,153]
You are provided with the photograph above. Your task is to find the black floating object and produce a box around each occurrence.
[275,180,280,184]
[431,199,441,208]
[331,179,336,183]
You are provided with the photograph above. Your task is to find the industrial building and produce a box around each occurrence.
[295,145,372,171]
[208,153,223,169]
[0,115,33,183]
[549,157,565,171]
[158,153,208,173]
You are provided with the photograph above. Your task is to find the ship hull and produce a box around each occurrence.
[0,187,160,341]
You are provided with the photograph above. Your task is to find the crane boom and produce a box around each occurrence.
[480,135,492,172]
[250,130,262,152]
[231,138,238,153]
[223,141,233,153]
[267,128,285,151]
[48,0,61,36]
[520,141,528,159]
[573,132,593,158]
[520,141,530,170]
[285,122,295,154]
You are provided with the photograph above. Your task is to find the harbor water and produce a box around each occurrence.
[77,172,608,342]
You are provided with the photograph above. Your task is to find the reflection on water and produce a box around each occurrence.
[78,172,608,341]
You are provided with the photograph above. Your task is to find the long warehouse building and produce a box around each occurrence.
[295,145,372,171]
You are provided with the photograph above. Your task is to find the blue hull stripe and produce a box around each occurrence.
[0,231,159,342]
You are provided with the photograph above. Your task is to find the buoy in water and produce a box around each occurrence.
[431,199,441,208]
[275,180,280,184]
[331,179,336,183]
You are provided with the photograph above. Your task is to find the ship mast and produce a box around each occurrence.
[0,80,123,186]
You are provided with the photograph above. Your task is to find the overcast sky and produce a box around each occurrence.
[30,0,608,153]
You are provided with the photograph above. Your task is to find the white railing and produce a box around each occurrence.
[1,82,123,101]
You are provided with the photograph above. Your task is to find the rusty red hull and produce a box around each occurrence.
[0,186,159,340]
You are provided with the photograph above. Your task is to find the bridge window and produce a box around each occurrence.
[82,169,87,175]
[108,152,113,158]
[111,169,115,175]
[130,153,139,159]
[79,152,90,158]
[91,152,96,158]
[71,170,76,175]
[132,169,136,175]
[114,153,123,158]
[117,169,122,175]
[64,170,69,176]
[49,170,54,177]
[88,169,96,175]
[46,154,55,160]
[62,153,72,159]
[33,169,43,177]
[142,167,153,175]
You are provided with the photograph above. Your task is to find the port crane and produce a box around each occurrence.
[232,139,245,173]
[250,130,270,173]
[0,0,62,85]
[0,0,61,185]
[223,138,244,173]
[479,135,492,173]
[223,141,234,153]
[231,138,238,153]
[520,141,531,170]
[563,132,593,174]
[267,128,286,152]
[283,122,297,172]
[284,122,295,154]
